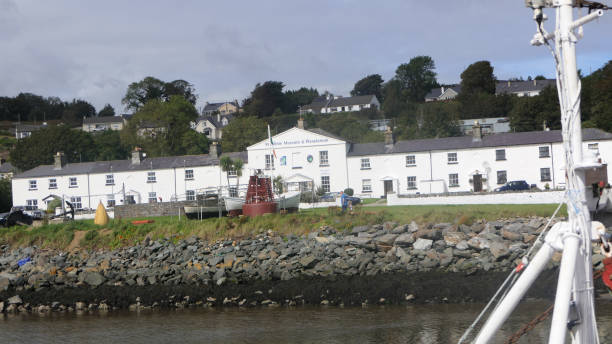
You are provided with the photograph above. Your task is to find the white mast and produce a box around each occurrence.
[468,2,606,343]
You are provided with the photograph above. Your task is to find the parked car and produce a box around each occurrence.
[319,192,340,202]
[0,210,33,227]
[345,195,361,206]
[494,180,531,192]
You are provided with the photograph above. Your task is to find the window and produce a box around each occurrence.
[495,149,506,161]
[540,168,551,182]
[588,143,599,151]
[48,178,57,189]
[319,151,329,166]
[448,152,458,164]
[449,173,459,187]
[69,177,78,188]
[321,176,330,193]
[29,180,37,190]
[26,199,38,210]
[406,155,416,167]
[148,192,157,203]
[229,187,238,197]
[292,152,302,169]
[228,170,237,177]
[265,154,274,170]
[362,179,372,193]
[497,170,507,185]
[407,176,417,189]
[186,190,195,201]
[147,172,156,183]
[185,169,194,180]
[539,146,550,158]
[106,174,114,186]
[126,195,136,204]
[70,196,82,210]
[360,158,371,170]
[107,195,115,208]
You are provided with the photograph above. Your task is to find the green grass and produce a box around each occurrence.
[360,198,383,205]
[0,204,566,250]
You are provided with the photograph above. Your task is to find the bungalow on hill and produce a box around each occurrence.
[202,101,240,116]
[14,123,47,139]
[0,160,17,179]
[299,94,380,115]
[82,115,129,132]
[192,113,234,140]
[425,79,556,102]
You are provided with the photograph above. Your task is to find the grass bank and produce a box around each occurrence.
[0,204,566,250]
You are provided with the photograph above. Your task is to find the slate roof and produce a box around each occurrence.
[0,162,16,174]
[305,128,347,142]
[195,114,234,128]
[347,128,612,157]
[15,124,46,132]
[203,101,239,113]
[425,85,461,100]
[301,95,377,113]
[496,79,556,94]
[83,116,124,124]
[14,151,248,179]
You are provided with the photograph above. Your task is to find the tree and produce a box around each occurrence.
[241,81,286,117]
[180,131,209,155]
[394,56,439,102]
[459,61,496,95]
[98,104,116,117]
[122,77,197,112]
[381,80,408,117]
[62,99,96,126]
[233,158,244,188]
[220,156,234,189]
[93,130,128,161]
[221,116,267,152]
[10,125,97,171]
[415,102,461,139]
[509,85,560,132]
[121,96,200,156]
[351,74,384,101]
[283,87,319,113]
[0,178,11,212]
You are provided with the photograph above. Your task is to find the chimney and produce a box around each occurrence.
[131,147,144,165]
[54,152,66,170]
[210,142,220,158]
[472,121,482,141]
[507,81,511,87]
[441,86,445,94]
[297,116,305,129]
[542,120,549,131]
[217,112,221,122]
[384,126,394,146]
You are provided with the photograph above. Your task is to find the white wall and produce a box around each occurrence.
[387,190,565,206]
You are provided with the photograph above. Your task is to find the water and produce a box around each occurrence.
[2,302,612,344]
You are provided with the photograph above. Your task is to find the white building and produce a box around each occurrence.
[82,116,128,132]
[11,147,248,211]
[11,120,612,209]
[425,79,556,102]
[191,113,233,140]
[459,117,511,135]
[299,94,380,115]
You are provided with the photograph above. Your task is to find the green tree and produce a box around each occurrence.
[395,56,439,102]
[62,99,96,126]
[180,131,209,155]
[221,116,267,152]
[121,96,200,156]
[582,60,612,132]
[459,61,496,95]
[381,80,407,117]
[0,178,11,212]
[351,74,384,101]
[93,130,129,161]
[416,102,461,138]
[10,125,97,171]
[509,86,560,132]
[122,77,197,112]
[98,104,116,117]
[220,156,234,189]
[242,81,286,117]
[283,87,319,113]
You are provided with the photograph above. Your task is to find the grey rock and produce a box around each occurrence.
[0,301,4,313]
[455,240,469,251]
[375,234,398,246]
[214,268,225,281]
[82,272,105,287]
[395,247,411,264]
[394,233,415,247]
[489,242,510,260]
[467,237,490,251]
[505,223,529,233]
[299,256,319,269]
[408,221,419,233]
[413,238,433,251]
[349,237,372,248]
[7,295,22,305]
[351,226,370,234]
[391,225,407,234]
[444,232,467,247]
[216,277,226,286]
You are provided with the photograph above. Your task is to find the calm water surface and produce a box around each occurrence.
[2,302,612,344]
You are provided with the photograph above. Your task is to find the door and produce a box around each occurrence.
[473,174,483,192]
[383,180,393,198]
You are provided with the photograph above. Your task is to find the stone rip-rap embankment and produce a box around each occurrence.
[1,217,606,314]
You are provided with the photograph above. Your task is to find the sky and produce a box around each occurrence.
[1,0,610,114]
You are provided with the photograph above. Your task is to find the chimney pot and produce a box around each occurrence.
[54,151,66,170]
[210,142,220,158]
[384,126,394,146]
[472,121,482,141]
[131,147,144,165]
[297,117,305,129]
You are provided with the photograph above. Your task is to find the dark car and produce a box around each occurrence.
[494,180,531,192]
[345,195,361,205]
[0,210,33,227]
[319,192,340,202]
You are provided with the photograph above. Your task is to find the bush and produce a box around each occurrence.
[300,192,317,203]
[315,185,326,196]
[343,188,354,196]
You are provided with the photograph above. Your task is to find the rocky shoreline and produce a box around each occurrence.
[1,217,608,314]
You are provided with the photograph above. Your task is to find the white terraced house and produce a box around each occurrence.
[11,118,612,210]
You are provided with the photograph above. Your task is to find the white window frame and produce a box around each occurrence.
[292,152,302,169]
[185,169,194,180]
[186,190,195,201]
[265,154,274,170]
[360,158,371,170]
[107,195,115,208]
[228,170,237,177]
[497,170,507,185]
[29,180,37,190]
[321,176,330,193]
[229,187,238,197]
[539,146,550,158]
[319,151,329,166]
[48,178,57,190]
[405,155,416,167]
[447,152,458,164]
[588,143,599,151]
[148,192,157,203]
[69,177,78,188]
[540,167,551,182]
[26,199,38,210]
[449,173,459,187]
[495,149,506,161]
[407,176,417,190]
[362,179,372,193]
[106,174,114,186]
[147,172,156,183]
[70,196,82,210]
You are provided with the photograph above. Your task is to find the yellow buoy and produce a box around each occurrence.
[94,201,109,226]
